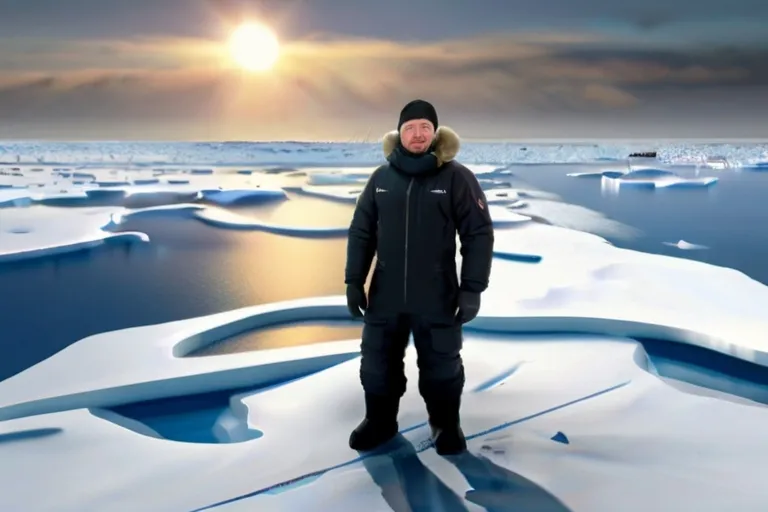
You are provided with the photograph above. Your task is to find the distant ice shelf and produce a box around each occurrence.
[1,140,767,166]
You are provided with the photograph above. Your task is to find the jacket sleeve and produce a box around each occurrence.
[345,167,380,287]
[451,164,494,293]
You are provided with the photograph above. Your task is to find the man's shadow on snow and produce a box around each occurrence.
[360,434,571,512]
[360,435,468,512]
[445,450,572,512]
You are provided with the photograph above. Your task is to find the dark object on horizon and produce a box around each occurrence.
[628,151,657,158]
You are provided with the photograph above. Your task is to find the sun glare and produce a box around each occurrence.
[229,22,280,72]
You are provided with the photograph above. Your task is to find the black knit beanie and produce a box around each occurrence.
[397,99,438,130]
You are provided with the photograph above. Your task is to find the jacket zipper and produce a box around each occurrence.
[404,177,414,304]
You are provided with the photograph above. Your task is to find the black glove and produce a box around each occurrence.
[455,290,480,324]
[346,284,367,318]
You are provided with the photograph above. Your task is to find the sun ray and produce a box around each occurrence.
[228,22,280,72]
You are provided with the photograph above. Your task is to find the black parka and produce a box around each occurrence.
[345,127,494,323]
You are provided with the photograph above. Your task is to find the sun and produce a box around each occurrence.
[228,22,280,72]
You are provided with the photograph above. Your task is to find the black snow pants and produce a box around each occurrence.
[359,313,465,402]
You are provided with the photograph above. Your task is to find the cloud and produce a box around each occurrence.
[0,31,766,139]
[0,36,226,72]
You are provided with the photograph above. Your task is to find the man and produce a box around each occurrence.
[344,99,494,456]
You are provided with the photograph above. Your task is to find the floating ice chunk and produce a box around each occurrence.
[112,203,206,224]
[571,168,718,189]
[288,185,362,203]
[484,189,525,204]
[663,240,709,250]
[507,199,528,209]
[0,206,148,263]
[303,168,373,186]
[513,199,638,239]
[479,188,561,207]
[487,206,532,226]
[601,169,718,189]
[194,208,349,237]
[465,164,503,175]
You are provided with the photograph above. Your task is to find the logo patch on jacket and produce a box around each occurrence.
[477,198,485,210]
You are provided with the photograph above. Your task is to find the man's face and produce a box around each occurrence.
[399,119,435,154]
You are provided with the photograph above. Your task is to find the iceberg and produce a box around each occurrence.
[663,240,709,250]
[570,168,718,189]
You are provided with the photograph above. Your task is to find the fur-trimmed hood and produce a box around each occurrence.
[382,126,460,167]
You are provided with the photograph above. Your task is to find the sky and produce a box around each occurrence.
[1,0,768,141]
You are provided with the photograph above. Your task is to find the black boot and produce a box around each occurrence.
[426,396,467,456]
[349,393,400,451]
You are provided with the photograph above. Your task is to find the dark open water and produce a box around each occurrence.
[0,193,361,381]
[510,164,768,285]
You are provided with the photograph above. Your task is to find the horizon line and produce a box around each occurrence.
[2,137,768,145]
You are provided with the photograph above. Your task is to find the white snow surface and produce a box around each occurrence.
[1,153,768,511]
[0,206,148,262]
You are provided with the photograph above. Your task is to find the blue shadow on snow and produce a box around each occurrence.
[361,434,571,512]
[447,450,571,512]
[99,387,265,444]
[468,331,768,406]
[93,352,359,444]
[0,427,63,445]
[189,382,628,511]
[638,337,768,405]
[362,434,468,512]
